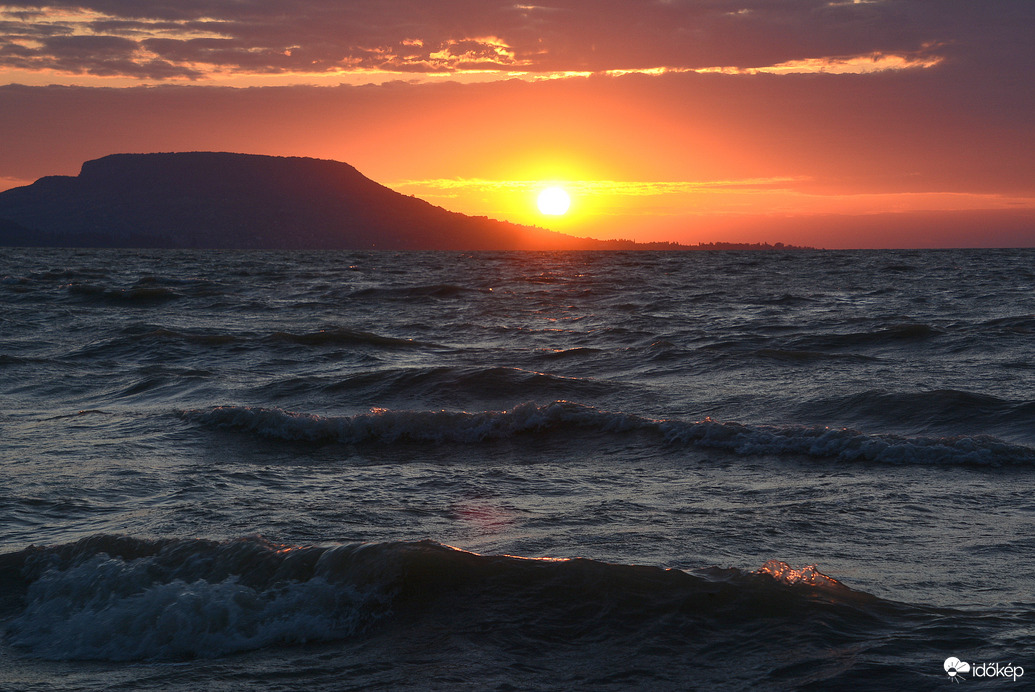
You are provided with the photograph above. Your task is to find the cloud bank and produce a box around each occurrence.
[1,1,1031,247]
[1,1,1030,81]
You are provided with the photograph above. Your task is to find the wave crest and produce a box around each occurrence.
[181,401,1035,466]
[181,400,642,444]
[4,536,385,661]
[3,535,896,662]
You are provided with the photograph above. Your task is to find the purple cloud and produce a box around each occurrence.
[0,0,1030,79]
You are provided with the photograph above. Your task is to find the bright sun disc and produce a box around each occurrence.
[537,187,571,216]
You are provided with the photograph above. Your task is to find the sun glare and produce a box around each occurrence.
[537,187,571,216]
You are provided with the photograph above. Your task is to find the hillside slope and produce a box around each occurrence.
[0,152,607,250]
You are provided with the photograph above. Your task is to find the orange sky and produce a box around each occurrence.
[0,1,1032,248]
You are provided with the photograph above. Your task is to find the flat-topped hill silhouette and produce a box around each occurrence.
[0,152,815,251]
[0,152,628,250]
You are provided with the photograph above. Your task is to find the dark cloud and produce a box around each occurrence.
[1,30,203,77]
[86,18,197,36]
[0,18,70,36]
[42,34,136,58]
[0,0,1030,79]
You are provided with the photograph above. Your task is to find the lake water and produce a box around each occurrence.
[1,247,1033,690]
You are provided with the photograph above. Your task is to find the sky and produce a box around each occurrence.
[0,0,1032,248]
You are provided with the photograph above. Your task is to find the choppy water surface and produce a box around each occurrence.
[1,248,1033,690]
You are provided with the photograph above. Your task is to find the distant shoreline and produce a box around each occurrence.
[0,236,818,252]
[0,152,815,252]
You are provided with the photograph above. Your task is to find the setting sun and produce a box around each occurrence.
[537,187,571,216]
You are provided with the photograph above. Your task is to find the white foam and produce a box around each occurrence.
[7,549,379,661]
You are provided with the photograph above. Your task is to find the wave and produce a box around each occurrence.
[536,346,603,359]
[296,366,617,402]
[797,389,1035,435]
[181,401,1035,466]
[975,314,1035,335]
[0,354,57,367]
[786,322,944,351]
[66,325,436,361]
[65,282,183,305]
[0,534,934,664]
[1,275,30,288]
[749,293,816,306]
[63,326,242,362]
[1,535,383,661]
[265,328,435,349]
[751,348,879,363]
[119,325,241,346]
[349,284,484,300]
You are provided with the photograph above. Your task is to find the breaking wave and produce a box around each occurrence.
[181,401,1035,466]
[1,535,926,664]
